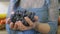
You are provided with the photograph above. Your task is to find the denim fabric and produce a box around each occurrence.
[6,0,58,34]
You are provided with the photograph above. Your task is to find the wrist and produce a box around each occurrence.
[34,22,40,30]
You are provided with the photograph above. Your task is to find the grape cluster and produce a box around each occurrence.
[10,10,35,26]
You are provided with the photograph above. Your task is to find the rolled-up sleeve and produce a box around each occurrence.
[47,0,59,34]
[48,21,58,34]
[48,10,59,34]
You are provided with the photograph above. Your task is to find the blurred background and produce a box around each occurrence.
[0,0,9,34]
[0,0,9,30]
[0,0,60,34]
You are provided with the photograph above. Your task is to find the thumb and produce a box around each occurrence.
[34,16,38,21]
[6,18,11,24]
[10,22,14,29]
[24,17,33,26]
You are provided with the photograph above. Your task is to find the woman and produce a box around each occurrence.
[6,0,58,34]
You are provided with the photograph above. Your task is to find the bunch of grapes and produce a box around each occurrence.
[10,10,35,26]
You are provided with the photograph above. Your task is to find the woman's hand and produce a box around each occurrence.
[15,16,38,31]
[7,16,38,31]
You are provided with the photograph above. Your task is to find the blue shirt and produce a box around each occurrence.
[6,0,59,34]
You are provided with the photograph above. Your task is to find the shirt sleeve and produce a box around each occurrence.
[6,0,18,18]
[46,0,59,34]
[45,0,51,8]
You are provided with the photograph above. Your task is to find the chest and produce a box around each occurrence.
[20,0,45,9]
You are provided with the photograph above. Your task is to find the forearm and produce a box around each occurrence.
[35,22,50,34]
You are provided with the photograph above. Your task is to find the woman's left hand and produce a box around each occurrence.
[13,16,38,31]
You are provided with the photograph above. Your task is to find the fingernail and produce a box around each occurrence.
[19,21,21,22]
[18,21,21,22]
[24,17,27,19]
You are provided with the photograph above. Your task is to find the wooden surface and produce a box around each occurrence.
[0,30,7,34]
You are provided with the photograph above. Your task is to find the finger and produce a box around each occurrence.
[34,16,38,21]
[15,21,23,30]
[10,22,14,29]
[16,21,27,30]
[13,23,18,30]
[16,21,23,25]
[24,17,33,26]
[6,18,11,24]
